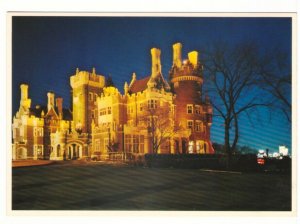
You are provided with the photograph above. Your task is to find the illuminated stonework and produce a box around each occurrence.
[12,42,214,161]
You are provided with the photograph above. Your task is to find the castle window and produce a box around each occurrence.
[147,116,158,128]
[125,134,132,153]
[33,127,43,137]
[127,105,133,114]
[140,103,143,112]
[133,135,139,153]
[139,135,144,153]
[148,100,157,109]
[195,105,201,114]
[89,92,93,101]
[187,120,194,129]
[195,121,201,132]
[187,105,193,114]
[34,145,44,157]
[100,108,106,116]
[107,107,112,114]
[94,93,97,102]
[95,140,100,152]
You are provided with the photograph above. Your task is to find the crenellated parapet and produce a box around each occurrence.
[70,68,105,89]
[169,43,204,85]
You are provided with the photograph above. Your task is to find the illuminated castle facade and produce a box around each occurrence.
[12,43,214,160]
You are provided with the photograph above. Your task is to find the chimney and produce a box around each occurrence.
[173,43,182,67]
[56,97,63,117]
[20,84,28,100]
[20,84,31,110]
[151,48,162,78]
[188,51,198,67]
[47,92,55,111]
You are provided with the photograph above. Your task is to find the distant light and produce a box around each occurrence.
[257,158,265,165]
[258,150,265,154]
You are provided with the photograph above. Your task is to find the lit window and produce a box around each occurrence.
[187,120,193,129]
[34,127,43,137]
[95,140,100,152]
[148,100,157,109]
[125,134,132,153]
[133,135,139,153]
[188,141,194,154]
[89,92,93,101]
[140,135,144,153]
[34,145,44,157]
[187,105,193,114]
[195,105,201,114]
[147,116,157,127]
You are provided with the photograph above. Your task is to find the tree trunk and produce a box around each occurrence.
[224,120,231,169]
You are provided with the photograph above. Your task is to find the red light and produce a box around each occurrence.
[257,158,265,165]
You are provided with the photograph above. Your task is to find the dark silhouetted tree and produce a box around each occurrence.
[258,49,291,122]
[203,42,271,166]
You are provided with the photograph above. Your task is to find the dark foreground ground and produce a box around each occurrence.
[12,161,291,211]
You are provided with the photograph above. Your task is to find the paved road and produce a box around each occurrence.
[12,162,291,211]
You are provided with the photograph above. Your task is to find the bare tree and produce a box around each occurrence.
[203,42,270,165]
[258,49,291,122]
[142,105,181,154]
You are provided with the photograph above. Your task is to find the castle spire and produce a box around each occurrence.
[124,82,129,94]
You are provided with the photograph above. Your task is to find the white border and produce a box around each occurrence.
[1,1,299,224]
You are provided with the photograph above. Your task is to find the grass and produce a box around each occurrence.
[12,161,291,211]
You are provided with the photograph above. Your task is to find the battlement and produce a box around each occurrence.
[170,43,203,80]
[70,68,105,89]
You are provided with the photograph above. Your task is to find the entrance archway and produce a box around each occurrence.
[66,142,83,160]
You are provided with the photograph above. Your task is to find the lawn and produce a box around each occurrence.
[12,161,291,211]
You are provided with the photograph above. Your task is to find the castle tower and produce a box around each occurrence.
[70,68,105,133]
[169,43,214,154]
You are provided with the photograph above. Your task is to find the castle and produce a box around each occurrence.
[12,43,214,160]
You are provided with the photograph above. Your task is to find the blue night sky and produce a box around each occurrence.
[12,16,292,153]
